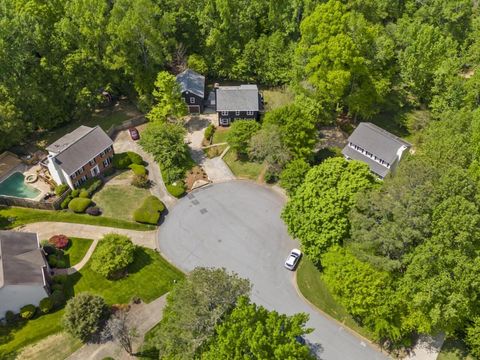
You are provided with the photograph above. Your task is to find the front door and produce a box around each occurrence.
[91,165,100,177]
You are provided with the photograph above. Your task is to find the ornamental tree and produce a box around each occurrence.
[226,120,260,156]
[90,234,136,279]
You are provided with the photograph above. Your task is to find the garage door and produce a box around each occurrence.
[188,105,200,114]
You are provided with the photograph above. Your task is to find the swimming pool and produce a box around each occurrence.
[0,172,41,199]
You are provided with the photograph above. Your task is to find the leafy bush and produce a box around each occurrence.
[71,189,80,197]
[79,189,90,198]
[5,311,16,324]
[113,153,132,169]
[102,167,116,178]
[226,120,260,155]
[87,179,103,194]
[48,255,58,268]
[78,179,103,198]
[90,233,136,278]
[279,159,311,195]
[42,244,56,255]
[86,206,101,216]
[131,174,151,188]
[51,283,63,292]
[129,163,147,176]
[127,151,143,165]
[264,168,279,183]
[53,274,68,284]
[61,195,73,209]
[204,124,215,141]
[20,304,36,319]
[166,183,186,198]
[134,196,165,224]
[39,297,53,313]
[55,184,69,196]
[51,290,66,308]
[49,234,70,249]
[56,258,67,268]
[68,198,92,213]
[63,293,109,341]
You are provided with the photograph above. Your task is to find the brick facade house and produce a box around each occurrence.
[47,125,114,189]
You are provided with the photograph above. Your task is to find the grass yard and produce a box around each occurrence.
[0,206,155,231]
[212,127,230,144]
[262,87,294,111]
[223,149,265,180]
[0,310,64,359]
[204,144,228,158]
[438,338,474,360]
[137,321,162,360]
[67,246,184,304]
[16,332,82,360]
[92,185,151,221]
[296,257,373,340]
[64,237,94,266]
[36,100,142,149]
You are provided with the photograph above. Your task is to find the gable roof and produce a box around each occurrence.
[216,85,260,112]
[0,231,46,287]
[176,69,205,98]
[47,125,113,175]
[346,122,411,164]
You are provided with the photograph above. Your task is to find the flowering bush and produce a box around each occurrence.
[49,235,69,249]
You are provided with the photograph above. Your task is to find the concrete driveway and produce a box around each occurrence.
[157,181,388,360]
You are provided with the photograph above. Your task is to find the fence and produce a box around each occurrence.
[0,188,71,211]
[106,116,147,138]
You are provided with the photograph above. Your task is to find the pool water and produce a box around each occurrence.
[0,172,41,199]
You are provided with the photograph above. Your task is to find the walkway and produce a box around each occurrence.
[67,294,167,360]
[113,128,177,208]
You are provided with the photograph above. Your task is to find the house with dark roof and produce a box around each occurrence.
[47,125,114,189]
[0,231,50,318]
[215,84,263,126]
[342,122,411,179]
[176,69,206,114]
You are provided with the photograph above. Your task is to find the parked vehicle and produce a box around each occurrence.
[284,248,302,270]
[129,127,140,140]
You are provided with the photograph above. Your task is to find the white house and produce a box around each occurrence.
[0,231,50,318]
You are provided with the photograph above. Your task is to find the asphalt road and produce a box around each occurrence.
[157,181,389,360]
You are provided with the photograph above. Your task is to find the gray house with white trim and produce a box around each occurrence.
[215,84,262,126]
[342,122,411,179]
[176,69,205,114]
[0,231,50,319]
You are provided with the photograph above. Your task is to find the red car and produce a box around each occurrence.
[128,127,140,141]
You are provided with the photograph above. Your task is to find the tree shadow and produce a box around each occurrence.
[306,338,325,360]
[186,117,210,132]
[127,247,154,275]
[157,208,169,226]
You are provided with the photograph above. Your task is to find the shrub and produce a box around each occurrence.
[113,153,132,169]
[90,234,136,278]
[71,189,80,197]
[68,198,92,213]
[87,179,103,194]
[56,258,67,268]
[5,311,16,325]
[53,274,68,284]
[48,255,58,268]
[129,163,147,176]
[39,297,53,314]
[279,159,311,196]
[51,283,63,292]
[102,167,116,178]
[61,195,73,209]
[63,293,109,341]
[79,189,90,198]
[131,174,150,188]
[49,235,70,249]
[42,244,56,255]
[20,304,36,319]
[204,124,215,142]
[51,290,66,308]
[134,196,165,225]
[127,151,143,165]
[86,206,101,216]
[55,184,69,196]
[166,183,186,198]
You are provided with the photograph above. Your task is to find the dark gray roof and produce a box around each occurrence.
[216,85,260,112]
[342,146,390,178]
[346,123,411,164]
[176,69,205,98]
[0,231,46,287]
[48,126,113,175]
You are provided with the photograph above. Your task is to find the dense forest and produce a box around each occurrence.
[3,0,480,356]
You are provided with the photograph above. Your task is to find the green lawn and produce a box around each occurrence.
[438,338,474,360]
[67,246,184,304]
[296,257,373,340]
[35,100,142,149]
[0,206,155,231]
[16,332,83,360]
[223,149,265,180]
[92,185,151,221]
[262,87,294,111]
[64,237,94,266]
[212,127,230,144]
[137,322,162,359]
[204,144,228,158]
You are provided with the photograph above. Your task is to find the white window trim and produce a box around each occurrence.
[235,110,240,116]
[190,97,195,104]
[221,111,229,116]
[69,145,113,177]
[246,111,254,116]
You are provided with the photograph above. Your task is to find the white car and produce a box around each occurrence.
[284,248,302,270]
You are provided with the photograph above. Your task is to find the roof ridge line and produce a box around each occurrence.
[55,125,98,155]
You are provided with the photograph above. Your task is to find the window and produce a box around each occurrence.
[80,175,87,182]
[74,181,80,187]
[190,97,195,104]
[221,111,229,116]
[89,159,96,166]
[235,111,240,116]
[103,158,111,167]
[247,111,254,116]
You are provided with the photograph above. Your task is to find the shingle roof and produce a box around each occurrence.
[346,123,411,164]
[342,146,390,178]
[176,69,205,98]
[47,126,113,175]
[0,231,46,287]
[216,85,260,112]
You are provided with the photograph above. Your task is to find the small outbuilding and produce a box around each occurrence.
[176,69,206,114]
[342,122,411,179]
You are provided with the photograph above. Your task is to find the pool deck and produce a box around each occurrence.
[0,163,51,202]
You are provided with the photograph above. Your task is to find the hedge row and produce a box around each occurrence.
[113,151,143,169]
[134,196,165,224]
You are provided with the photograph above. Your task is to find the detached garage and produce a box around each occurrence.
[176,69,206,114]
